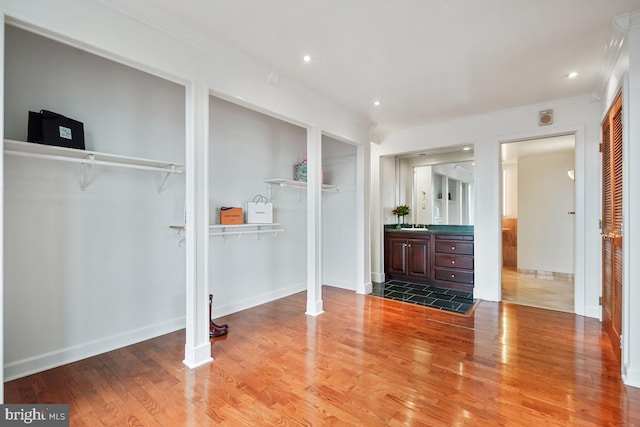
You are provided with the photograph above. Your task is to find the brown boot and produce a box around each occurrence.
[209,294,229,336]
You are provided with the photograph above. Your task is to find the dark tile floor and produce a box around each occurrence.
[371,280,475,315]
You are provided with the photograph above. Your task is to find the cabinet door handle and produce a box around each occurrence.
[451,246,456,250]
[451,274,455,278]
[451,260,456,264]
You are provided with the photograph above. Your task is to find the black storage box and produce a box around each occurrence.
[27,110,85,150]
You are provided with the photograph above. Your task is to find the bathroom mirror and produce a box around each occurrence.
[397,147,475,225]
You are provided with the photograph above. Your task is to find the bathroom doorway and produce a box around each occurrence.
[500,135,575,312]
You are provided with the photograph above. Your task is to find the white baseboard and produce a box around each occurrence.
[4,316,186,382]
[212,282,306,319]
[623,364,640,389]
[323,279,356,291]
[371,272,385,283]
[323,280,372,295]
[356,281,373,295]
[584,304,601,320]
[183,342,214,369]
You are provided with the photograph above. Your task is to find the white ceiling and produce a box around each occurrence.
[105,0,640,131]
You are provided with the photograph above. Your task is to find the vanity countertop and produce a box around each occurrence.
[384,224,474,235]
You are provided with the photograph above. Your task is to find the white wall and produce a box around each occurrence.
[209,97,307,316]
[3,26,186,380]
[605,11,640,388]
[502,163,518,217]
[0,15,5,404]
[322,136,357,290]
[517,150,574,274]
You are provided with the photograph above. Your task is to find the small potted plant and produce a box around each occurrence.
[392,204,410,228]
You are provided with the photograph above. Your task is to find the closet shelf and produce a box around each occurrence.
[169,223,283,243]
[265,178,339,192]
[265,178,339,199]
[210,223,283,238]
[4,139,184,192]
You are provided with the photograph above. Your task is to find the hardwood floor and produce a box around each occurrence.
[5,286,639,426]
[502,267,574,313]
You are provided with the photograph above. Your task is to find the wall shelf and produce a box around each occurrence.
[169,223,283,244]
[264,178,339,199]
[4,139,185,192]
[210,223,283,238]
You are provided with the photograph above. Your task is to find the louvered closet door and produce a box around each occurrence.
[602,92,623,361]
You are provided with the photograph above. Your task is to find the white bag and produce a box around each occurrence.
[246,195,273,224]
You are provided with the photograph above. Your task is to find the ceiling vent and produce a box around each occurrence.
[265,71,280,86]
[538,109,554,126]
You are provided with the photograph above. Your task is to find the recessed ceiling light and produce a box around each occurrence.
[463,146,471,151]
[566,71,578,79]
[373,100,381,106]
[303,55,311,63]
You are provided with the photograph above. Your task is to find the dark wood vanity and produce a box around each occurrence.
[384,228,474,293]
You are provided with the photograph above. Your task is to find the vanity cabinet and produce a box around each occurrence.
[384,230,474,292]
[432,234,474,292]
[385,234,431,281]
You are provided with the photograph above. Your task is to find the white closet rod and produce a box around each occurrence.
[5,150,183,174]
[209,229,284,237]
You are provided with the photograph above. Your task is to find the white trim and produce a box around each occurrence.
[211,283,307,319]
[371,272,386,283]
[623,365,640,389]
[323,279,357,291]
[183,343,213,370]
[4,317,185,382]
[183,81,212,369]
[496,126,588,315]
[306,126,324,316]
[0,12,5,403]
[356,142,372,295]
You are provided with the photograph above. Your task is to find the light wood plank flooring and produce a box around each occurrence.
[502,267,574,313]
[6,286,638,426]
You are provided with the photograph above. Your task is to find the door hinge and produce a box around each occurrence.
[599,296,602,306]
[599,143,602,152]
[599,219,602,229]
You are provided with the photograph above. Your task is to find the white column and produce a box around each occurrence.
[619,11,640,389]
[370,144,386,284]
[474,140,501,302]
[306,126,324,316]
[183,81,213,368]
[356,142,372,294]
[0,13,5,403]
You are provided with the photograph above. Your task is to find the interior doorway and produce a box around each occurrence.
[500,135,576,312]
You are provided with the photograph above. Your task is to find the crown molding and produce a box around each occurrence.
[593,10,640,102]
[613,10,640,32]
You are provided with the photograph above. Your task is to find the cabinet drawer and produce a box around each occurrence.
[435,268,474,284]
[435,241,473,255]
[435,254,474,270]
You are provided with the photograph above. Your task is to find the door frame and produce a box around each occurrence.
[498,128,587,316]
[499,134,577,312]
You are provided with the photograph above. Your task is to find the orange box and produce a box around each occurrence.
[220,207,243,225]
